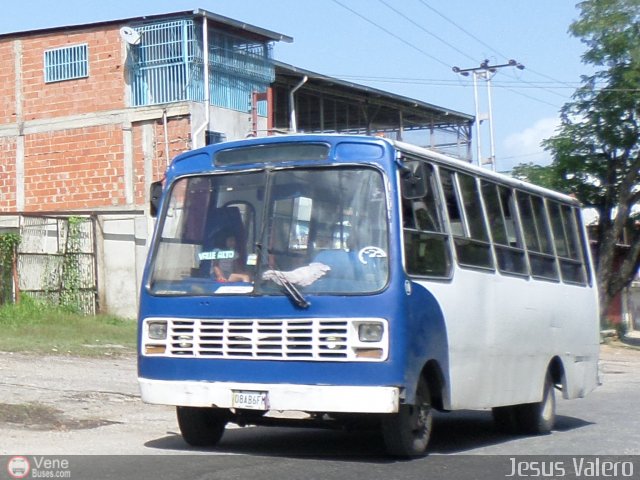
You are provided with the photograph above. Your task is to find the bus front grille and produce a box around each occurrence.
[168,318,349,359]
[157,318,376,361]
[141,317,388,362]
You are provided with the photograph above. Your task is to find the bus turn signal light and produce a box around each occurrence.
[355,348,384,359]
[145,345,166,355]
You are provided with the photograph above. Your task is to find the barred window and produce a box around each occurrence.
[44,44,89,83]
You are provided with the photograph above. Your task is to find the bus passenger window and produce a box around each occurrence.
[441,171,464,237]
[517,193,559,281]
[481,182,527,275]
[401,161,451,277]
[404,231,451,277]
[548,203,587,285]
[441,170,493,270]
[458,174,489,242]
[563,206,589,285]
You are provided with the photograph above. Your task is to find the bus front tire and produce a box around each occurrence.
[176,406,228,447]
[381,379,433,457]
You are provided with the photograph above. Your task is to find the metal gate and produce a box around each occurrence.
[17,215,97,314]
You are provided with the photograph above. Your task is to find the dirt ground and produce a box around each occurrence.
[0,351,177,455]
[1,342,639,455]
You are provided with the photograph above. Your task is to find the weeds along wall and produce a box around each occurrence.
[2,213,151,318]
[0,233,20,305]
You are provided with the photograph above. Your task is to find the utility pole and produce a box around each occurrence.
[452,59,524,171]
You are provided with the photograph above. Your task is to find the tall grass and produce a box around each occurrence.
[0,296,137,356]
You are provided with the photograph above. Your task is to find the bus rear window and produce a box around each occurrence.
[215,143,330,166]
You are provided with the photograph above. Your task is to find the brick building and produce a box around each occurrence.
[0,9,473,317]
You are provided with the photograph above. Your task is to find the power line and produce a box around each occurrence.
[417,0,511,60]
[376,0,477,63]
[329,0,452,69]
[331,74,568,108]
[501,151,553,162]
[330,1,576,111]
[413,0,576,104]
[499,86,563,108]
[333,74,640,94]
[334,74,583,88]
[417,1,581,95]
[521,66,582,90]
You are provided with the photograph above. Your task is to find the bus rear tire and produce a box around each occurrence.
[176,406,228,447]
[492,405,518,433]
[514,372,556,434]
[381,379,432,457]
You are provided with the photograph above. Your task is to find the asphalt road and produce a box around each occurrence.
[1,343,639,479]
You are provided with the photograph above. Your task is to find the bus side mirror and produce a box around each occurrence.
[150,181,163,217]
[401,162,428,200]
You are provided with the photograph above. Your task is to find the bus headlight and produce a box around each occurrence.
[358,322,384,342]
[147,321,168,340]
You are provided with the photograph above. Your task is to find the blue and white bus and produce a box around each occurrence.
[138,134,599,456]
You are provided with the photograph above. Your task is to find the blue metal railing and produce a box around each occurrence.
[128,18,272,115]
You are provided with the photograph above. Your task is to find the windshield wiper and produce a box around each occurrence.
[255,242,310,309]
[271,269,310,309]
[253,169,309,309]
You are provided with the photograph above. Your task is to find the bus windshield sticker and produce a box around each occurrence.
[358,246,387,265]
[198,249,235,261]
[215,285,254,294]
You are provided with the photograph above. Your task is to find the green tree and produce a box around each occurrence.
[510,162,560,190]
[542,0,640,320]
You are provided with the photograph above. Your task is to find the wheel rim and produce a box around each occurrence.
[381,381,433,456]
[541,383,555,422]
[411,401,432,440]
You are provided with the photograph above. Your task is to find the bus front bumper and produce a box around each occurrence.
[138,378,400,414]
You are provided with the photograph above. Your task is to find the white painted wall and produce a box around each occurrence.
[96,214,147,319]
[191,103,268,149]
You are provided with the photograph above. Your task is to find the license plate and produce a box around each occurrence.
[232,390,269,410]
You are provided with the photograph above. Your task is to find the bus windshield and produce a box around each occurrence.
[149,166,389,296]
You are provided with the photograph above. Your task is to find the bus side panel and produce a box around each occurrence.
[402,281,450,408]
[417,269,599,410]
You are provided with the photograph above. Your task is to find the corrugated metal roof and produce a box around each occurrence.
[274,60,473,123]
